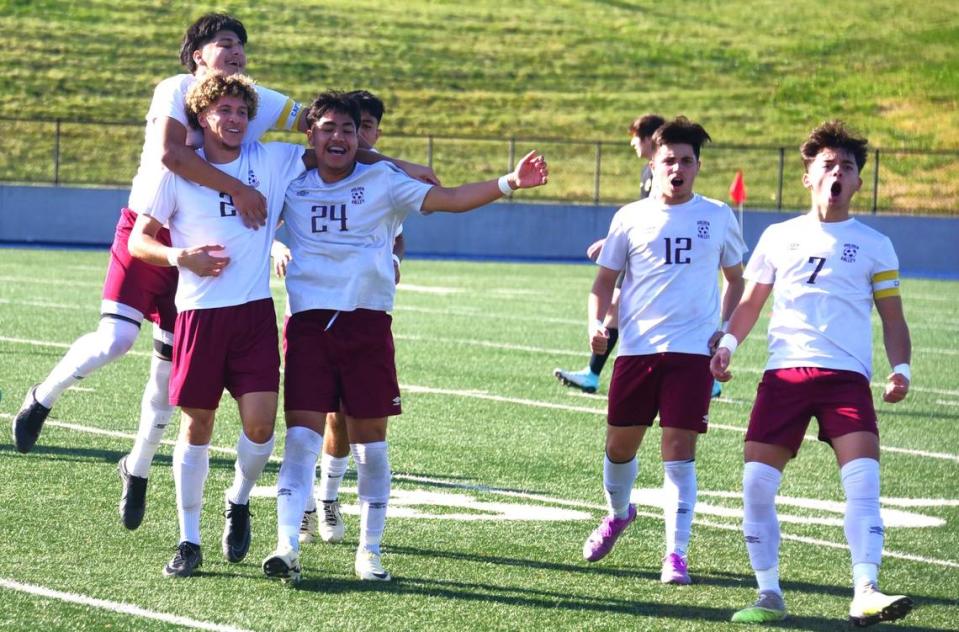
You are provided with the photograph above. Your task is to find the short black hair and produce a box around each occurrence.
[651,116,712,159]
[628,114,665,140]
[306,91,361,129]
[347,90,386,123]
[179,13,247,73]
[801,120,868,172]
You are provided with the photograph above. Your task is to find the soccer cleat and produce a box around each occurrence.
[12,385,51,453]
[222,499,252,563]
[731,590,787,624]
[355,549,391,581]
[298,509,319,544]
[319,499,345,543]
[711,379,722,398]
[582,504,637,562]
[660,552,692,585]
[118,456,148,530]
[262,546,302,584]
[163,541,202,578]
[553,367,599,394]
[848,583,912,627]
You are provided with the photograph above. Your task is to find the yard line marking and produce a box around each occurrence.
[402,384,959,462]
[398,305,582,326]
[915,347,959,356]
[0,298,97,310]
[0,578,252,632]
[4,415,956,570]
[0,275,103,288]
[395,334,585,357]
[936,400,959,407]
[397,283,462,295]
[0,336,152,358]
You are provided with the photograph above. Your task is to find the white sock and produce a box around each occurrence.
[319,453,350,502]
[276,426,322,551]
[353,441,390,554]
[841,458,883,590]
[226,432,275,506]
[304,471,318,514]
[35,318,140,407]
[603,454,637,519]
[663,459,696,558]
[127,355,175,478]
[742,461,783,595]
[173,441,209,545]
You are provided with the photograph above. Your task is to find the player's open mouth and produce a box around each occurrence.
[830,181,842,197]
[671,177,684,187]
[327,146,347,155]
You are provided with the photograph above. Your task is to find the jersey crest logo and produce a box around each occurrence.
[247,169,260,188]
[351,186,366,205]
[696,220,710,240]
[841,243,859,263]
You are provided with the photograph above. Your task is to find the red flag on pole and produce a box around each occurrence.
[729,170,746,205]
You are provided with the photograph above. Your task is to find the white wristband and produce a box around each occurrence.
[392,254,401,267]
[892,363,911,382]
[718,333,739,355]
[589,319,605,337]
[166,248,182,267]
[497,175,514,196]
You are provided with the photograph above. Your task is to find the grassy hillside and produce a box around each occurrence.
[0,0,957,211]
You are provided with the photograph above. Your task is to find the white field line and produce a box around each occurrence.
[2,334,958,459]
[398,305,582,326]
[0,578,252,632]
[0,276,103,288]
[936,400,959,407]
[1,415,955,570]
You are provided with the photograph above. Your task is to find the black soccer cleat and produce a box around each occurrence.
[118,456,148,530]
[222,500,252,563]
[12,385,51,453]
[163,541,202,578]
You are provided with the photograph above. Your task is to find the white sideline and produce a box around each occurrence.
[0,414,956,569]
[0,578,252,632]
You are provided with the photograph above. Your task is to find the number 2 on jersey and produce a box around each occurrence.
[806,256,826,284]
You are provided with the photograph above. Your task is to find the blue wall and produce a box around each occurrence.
[2,184,957,278]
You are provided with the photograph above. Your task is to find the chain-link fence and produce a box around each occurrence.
[2,116,957,215]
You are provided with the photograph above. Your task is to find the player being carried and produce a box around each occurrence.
[261,91,548,583]
[712,121,912,627]
[580,117,746,585]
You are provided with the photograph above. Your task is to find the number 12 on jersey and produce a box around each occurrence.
[664,237,691,264]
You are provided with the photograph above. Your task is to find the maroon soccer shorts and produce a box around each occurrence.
[283,309,401,419]
[101,208,178,332]
[745,367,879,456]
[607,352,712,432]
[169,298,280,409]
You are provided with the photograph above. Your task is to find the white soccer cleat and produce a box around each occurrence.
[848,583,912,627]
[320,499,345,543]
[262,546,302,584]
[355,549,391,582]
[298,509,318,544]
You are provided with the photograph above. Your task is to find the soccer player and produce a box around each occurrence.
[261,92,548,583]
[11,14,306,532]
[711,121,913,626]
[553,114,665,394]
[295,89,401,546]
[580,117,746,586]
[127,72,309,578]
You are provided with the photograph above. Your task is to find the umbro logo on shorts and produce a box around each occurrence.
[392,396,401,407]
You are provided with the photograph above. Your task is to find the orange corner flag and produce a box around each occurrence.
[729,170,746,206]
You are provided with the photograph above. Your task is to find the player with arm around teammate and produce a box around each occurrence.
[580,117,746,586]
[261,91,548,583]
[712,121,912,626]
[128,73,309,578]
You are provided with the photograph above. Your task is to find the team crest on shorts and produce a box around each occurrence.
[841,243,859,263]
[351,186,366,205]
[696,220,710,239]
[247,169,260,188]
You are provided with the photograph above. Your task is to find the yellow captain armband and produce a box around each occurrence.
[872,270,900,299]
[274,98,302,131]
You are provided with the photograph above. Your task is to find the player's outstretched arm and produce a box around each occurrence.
[876,295,912,403]
[128,214,230,278]
[588,266,620,355]
[710,280,771,382]
[420,150,548,213]
[159,117,268,229]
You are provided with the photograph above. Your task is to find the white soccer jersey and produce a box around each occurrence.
[745,213,900,378]
[282,161,433,314]
[147,142,305,311]
[598,194,746,356]
[128,74,302,214]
